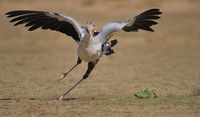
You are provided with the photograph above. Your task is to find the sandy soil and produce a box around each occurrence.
[0,0,200,117]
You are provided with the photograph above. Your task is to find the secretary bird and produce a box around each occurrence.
[5,8,162,100]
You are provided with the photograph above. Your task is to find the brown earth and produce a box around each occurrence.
[0,0,200,117]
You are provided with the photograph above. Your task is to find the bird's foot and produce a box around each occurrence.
[58,73,68,81]
[57,95,64,100]
[58,63,80,81]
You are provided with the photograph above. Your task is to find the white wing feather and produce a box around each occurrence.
[97,8,162,42]
[98,22,127,42]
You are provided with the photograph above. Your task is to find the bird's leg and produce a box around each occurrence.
[58,57,82,81]
[83,60,99,79]
[58,78,84,100]
[58,60,99,100]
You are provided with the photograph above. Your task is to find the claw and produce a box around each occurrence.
[58,78,85,100]
[57,61,81,81]
[57,95,64,100]
[58,73,67,81]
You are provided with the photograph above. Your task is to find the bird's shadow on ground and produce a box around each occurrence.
[0,97,77,101]
[60,97,77,101]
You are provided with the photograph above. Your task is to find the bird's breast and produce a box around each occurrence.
[78,40,102,62]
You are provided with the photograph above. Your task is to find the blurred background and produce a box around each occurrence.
[1,0,200,43]
[0,0,200,116]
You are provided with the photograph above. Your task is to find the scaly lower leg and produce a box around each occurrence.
[58,78,84,100]
[58,60,99,100]
[58,64,79,81]
[58,57,82,81]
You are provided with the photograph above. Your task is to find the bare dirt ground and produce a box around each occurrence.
[0,0,200,117]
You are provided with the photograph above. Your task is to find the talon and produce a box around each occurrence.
[58,73,67,81]
[58,95,64,100]
[58,60,81,81]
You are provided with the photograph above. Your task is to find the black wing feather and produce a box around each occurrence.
[6,10,42,17]
[28,19,51,31]
[123,8,162,32]
[5,10,80,42]
[41,19,58,29]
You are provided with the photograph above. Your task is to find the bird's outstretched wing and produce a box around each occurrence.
[5,10,83,42]
[98,8,162,42]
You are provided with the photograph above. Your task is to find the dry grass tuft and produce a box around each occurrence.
[192,87,200,96]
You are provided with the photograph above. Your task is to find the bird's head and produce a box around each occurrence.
[85,21,95,36]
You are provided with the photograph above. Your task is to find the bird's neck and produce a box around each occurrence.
[82,30,93,42]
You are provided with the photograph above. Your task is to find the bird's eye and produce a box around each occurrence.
[93,25,95,27]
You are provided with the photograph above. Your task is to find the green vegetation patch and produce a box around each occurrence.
[134,89,157,99]
[120,93,200,105]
